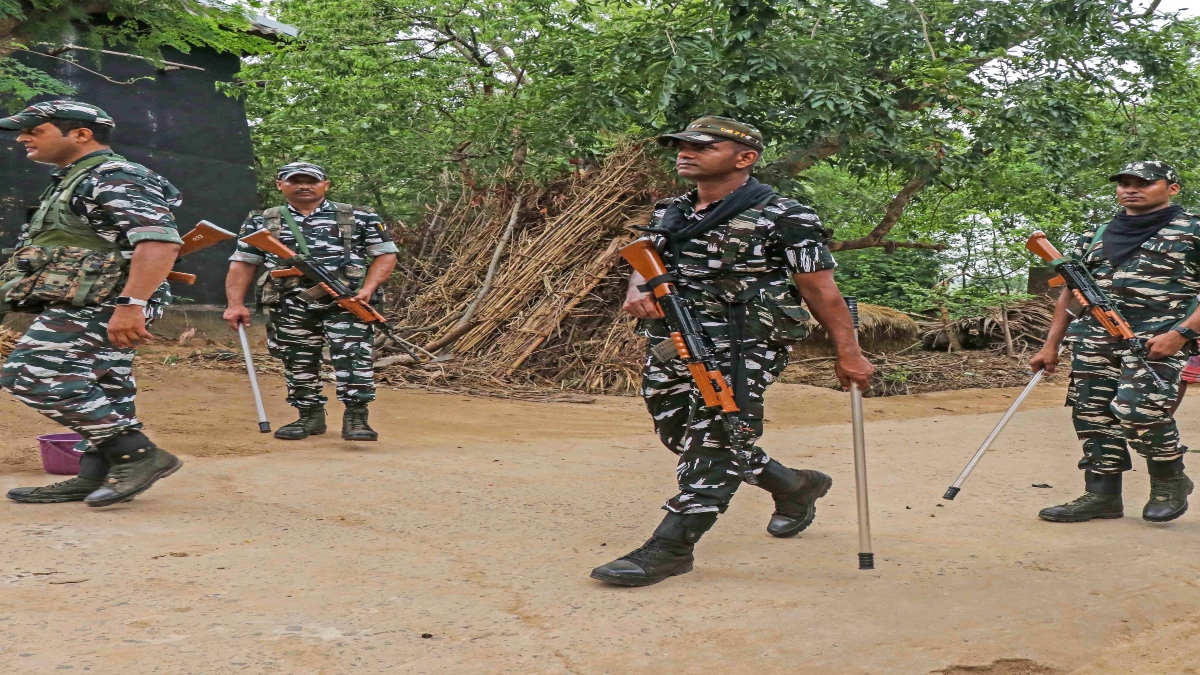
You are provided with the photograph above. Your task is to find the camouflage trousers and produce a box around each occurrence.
[267,295,375,410]
[1067,344,1188,474]
[642,337,790,514]
[0,304,159,448]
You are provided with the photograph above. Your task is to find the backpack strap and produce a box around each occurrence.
[262,207,284,237]
[1085,223,1109,259]
[330,202,357,269]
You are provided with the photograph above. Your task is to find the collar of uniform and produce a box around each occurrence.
[51,148,116,178]
[675,189,725,219]
[286,198,332,220]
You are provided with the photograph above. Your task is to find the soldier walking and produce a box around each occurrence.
[1032,161,1200,523]
[223,163,398,442]
[590,117,874,587]
[0,101,184,507]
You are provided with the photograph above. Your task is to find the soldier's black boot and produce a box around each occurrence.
[1144,458,1193,522]
[274,407,327,440]
[1037,472,1124,522]
[85,431,182,508]
[7,453,109,504]
[341,405,378,441]
[755,459,833,538]
[590,511,717,587]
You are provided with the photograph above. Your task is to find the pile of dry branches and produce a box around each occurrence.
[375,145,669,394]
[0,325,17,359]
[922,296,1055,353]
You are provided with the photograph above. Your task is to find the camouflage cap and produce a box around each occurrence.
[658,115,764,152]
[0,100,115,130]
[1109,160,1180,185]
[277,162,327,181]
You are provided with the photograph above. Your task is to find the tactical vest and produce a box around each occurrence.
[254,201,367,307]
[0,153,131,310]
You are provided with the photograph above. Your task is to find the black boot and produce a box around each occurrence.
[1144,458,1193,522]
[84,431,182,508]
[7,453,109,504]
[274,407,327,440]
[590,512,717,587]
[1038,472,1124,522]
[341,405,378,441]
[755,459,833,538]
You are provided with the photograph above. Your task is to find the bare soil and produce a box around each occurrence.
[2,354,1200,674]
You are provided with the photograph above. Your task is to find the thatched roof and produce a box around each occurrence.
[804,302,920,341]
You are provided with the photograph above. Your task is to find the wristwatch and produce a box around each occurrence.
[115,296,149,308]
[1172,325,1200,340]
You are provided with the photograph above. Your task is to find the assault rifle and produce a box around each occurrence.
[619,238,759,483]
[1026,231,1167,390]
[165,220,238,285]
[238,229,423,361]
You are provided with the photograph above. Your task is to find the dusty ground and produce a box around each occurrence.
[2,360,1200,674]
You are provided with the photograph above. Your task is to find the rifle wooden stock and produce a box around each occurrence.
[166,271,196,284]
[240,229,298,260]
[178,220,237,258]
[620,239,672,298]
[270,267,305,279]
[1025,231,1062,263]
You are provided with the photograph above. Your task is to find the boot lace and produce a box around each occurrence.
[37,477,94,491]
[1065,492,1110,509]
[622,538,681,568]
[346,409,370,432]
[1150,477,1178,502]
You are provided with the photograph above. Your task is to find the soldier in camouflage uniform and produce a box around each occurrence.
[223,162,398,442]
[0,101,184,507]
[1033,161,1200,524]
[591,117,874,587]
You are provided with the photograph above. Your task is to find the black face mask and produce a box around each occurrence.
[1102,204,1184,266]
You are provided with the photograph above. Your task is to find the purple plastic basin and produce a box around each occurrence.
[38,433,84,475]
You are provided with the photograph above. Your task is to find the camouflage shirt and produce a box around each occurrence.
[1066,209,1200,345]
[19,149,184,249]
[230,199,399,294]
[641,189,837,349]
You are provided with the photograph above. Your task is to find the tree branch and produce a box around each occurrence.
[828,175,944,251]
[770,135,841,176]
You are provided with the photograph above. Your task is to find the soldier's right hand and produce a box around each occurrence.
[223,305,251,331]
[1030,347,1059,375]
[622,289,664,320]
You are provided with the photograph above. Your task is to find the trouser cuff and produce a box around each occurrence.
[1085,471,1122,495]
[1147,457,1185,478]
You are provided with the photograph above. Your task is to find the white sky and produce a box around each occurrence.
[1156,0,1197,16]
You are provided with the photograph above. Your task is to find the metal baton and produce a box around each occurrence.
[943,343,1066,500]
[237,323,271,433]
[846,297,874,571]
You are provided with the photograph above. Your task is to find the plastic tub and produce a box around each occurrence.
[38,433,85,475]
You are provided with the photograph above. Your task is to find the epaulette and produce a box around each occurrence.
[94,160,154,178]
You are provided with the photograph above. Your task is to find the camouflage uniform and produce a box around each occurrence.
[231,198,398,409]
[640,190,836,514]
[1065,205,1200,474]
[0,149,181,447]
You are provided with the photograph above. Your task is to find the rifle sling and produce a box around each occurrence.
[280,208,311,257]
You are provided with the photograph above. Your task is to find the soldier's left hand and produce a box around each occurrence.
[1147,330,1189,360]
[108,306,155,349]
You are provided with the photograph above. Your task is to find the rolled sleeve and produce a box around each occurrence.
[230,213,267,264]
[357,209,398,258]
[127,225,185,246]
[774,206,837,274]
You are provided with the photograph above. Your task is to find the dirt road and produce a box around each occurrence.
[2,366,1199,674]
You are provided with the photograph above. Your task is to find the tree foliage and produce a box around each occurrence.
[0,0,270,105]
[239,0,1200,310]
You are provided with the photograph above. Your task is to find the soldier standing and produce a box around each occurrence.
[1032,161,1200,523]
[590,117,874,587]
[223,163,398,442]
[0,101,184,507]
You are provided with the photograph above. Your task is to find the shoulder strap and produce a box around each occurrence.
[277,207,310,256]
[1085,223,1109,259]
[26,153,126,249]
[330,202,356,268]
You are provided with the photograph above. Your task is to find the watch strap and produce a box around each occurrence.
[116,296,149,307]
[1173,325,1200,340]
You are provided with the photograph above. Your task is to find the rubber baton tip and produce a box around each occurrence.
[259,422,271,433]
[943,486,960,500]
[858,552,875,570]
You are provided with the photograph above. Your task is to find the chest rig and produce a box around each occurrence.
[255,201,366,306]
[0,153,131,310]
